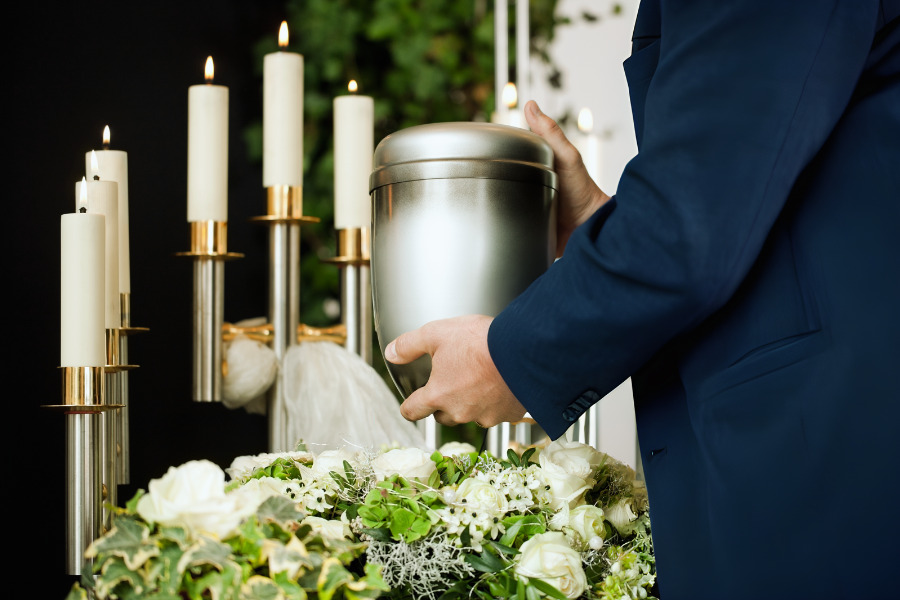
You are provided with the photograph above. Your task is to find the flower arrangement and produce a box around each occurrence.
[66,438,655,600]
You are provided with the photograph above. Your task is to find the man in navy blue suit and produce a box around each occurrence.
[386,1,899,597]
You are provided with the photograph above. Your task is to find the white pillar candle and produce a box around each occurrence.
[78,171,120,329]
[60,209,106,368]
[494,0,508,124]
[263,21,304,187]
[86,125,130,292]
[334,81,374,229]
[515,0,530,105]
[187,56,229,222]
[576,107,602,185]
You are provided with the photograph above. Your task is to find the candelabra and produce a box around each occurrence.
[181,185,372,453]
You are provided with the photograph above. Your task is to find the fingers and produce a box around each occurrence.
[399,388,442,422]
[387,315,528,428]
[524,100,611,257]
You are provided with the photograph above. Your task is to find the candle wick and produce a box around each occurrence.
[103,143,110,150]
[79,207,87,213]
[93,175,100,181]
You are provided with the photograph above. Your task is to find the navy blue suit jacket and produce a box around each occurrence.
[489,1,900,597]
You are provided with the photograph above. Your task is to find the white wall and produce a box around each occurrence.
[527,0,642,469]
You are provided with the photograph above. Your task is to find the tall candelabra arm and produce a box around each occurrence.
[322,227,372,364]
[175,220,243,404]
[115,292,149,486]
[248,185,321,452]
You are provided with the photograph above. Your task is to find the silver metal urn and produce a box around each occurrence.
[369,121,558,399]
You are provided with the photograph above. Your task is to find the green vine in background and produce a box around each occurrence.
[244,0,615,442]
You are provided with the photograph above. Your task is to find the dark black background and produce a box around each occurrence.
[11,1,309,593]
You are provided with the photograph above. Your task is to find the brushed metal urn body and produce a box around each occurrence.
[369,121,558,399]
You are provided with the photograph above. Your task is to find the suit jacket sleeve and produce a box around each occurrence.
[488,0,885,439]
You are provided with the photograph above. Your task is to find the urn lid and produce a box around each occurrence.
[369,121,557,192]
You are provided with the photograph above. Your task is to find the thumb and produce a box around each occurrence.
[383,330,429,365]
[524,100,581,167]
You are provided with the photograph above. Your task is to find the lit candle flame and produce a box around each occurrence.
[90,150,100,180]
[348,80,358,93]
[205,56,215,82]
[278,21,289,48]
[502,82,518,109]
[577,108,594,133]
[102,125,111,148]
[78,176,88,212]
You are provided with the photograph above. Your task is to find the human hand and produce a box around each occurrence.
[384,314,527,428]
[524,100,610,257]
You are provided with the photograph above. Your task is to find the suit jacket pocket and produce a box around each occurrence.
[696,328,824,400]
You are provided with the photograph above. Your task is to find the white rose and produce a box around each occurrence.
[604,497,639,536]
[137,460,263,539]
[176,485,263,539]
[301,515,352,539]
[540,439,605,482]
[515,531,587,599]
[455,478,508,514]
[371,447,436,482]
[438,441,477,456]
[540,470,590,511]
[566,505,607,549]
[311,448,359,477]
[137,460,226,523]
[539,439,604,510]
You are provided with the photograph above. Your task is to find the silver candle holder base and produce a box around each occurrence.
[43,365,122,576]
[176,220,243,403]
[322,227,372,364]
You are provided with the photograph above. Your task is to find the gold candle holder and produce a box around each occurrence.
[250,186,320,452]
[176,221,243,403]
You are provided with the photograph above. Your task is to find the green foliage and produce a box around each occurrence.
[357,474,443,543]
[70,494,385,600]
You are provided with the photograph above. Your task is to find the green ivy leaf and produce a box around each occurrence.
[86,514,158,570]
[257,494,307,528]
